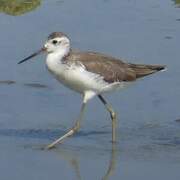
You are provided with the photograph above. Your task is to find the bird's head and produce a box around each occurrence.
[18,32,70,64]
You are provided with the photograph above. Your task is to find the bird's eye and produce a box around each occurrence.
[52,40,58,44]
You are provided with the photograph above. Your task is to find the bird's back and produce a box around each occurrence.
[65,51,166,83]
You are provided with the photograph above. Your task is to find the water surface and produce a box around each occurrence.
[0,0,180,179]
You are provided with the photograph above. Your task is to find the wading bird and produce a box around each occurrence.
[18,32,166,149]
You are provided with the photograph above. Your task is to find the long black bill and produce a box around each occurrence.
[18,47,46,64]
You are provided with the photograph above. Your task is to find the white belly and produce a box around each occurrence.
[46,57,126,94]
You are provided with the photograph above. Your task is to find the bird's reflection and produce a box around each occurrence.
[102,143,117,180]
[55,143,118,180]
[0,127,118,179]
[55,147,82,180]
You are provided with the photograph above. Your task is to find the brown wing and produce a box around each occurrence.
[65,51,136,83]
[65,51,166,83]
[127,63,166,78]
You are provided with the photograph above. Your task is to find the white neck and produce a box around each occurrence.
[47,46,70,63]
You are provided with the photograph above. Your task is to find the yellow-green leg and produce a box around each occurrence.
[46,102,86,149]
[98,95,117,142]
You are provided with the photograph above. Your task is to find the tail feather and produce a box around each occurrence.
[128,63,166,78]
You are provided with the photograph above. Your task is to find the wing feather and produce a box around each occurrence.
[65,51,136,83]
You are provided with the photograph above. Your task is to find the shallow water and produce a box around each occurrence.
[0,0,180,179]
